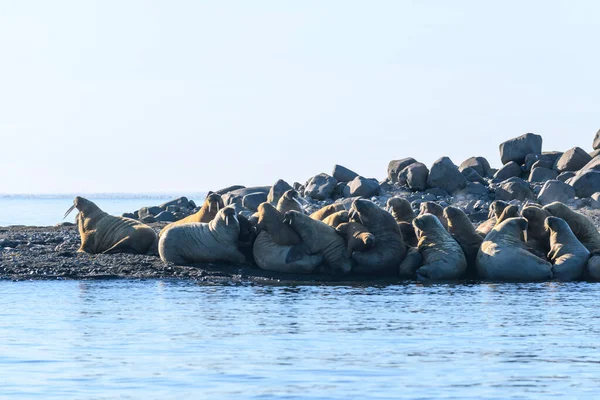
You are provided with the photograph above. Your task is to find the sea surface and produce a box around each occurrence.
[1,280,599,399]
[0,194,206,226]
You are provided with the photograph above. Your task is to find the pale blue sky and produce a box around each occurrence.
[1,1,598,194]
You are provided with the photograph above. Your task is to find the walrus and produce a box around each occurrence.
[255,203,301,245]
[64,196,156,255]
[335,222,375,257]
[348,199,406,275]
[253,231,323,274]
[476,217,553,282]
[158,206,246,265]
[386,197,415,223]
[521,205,552,257]
[283,210,352,275]
[497,205,519,224]
[310,203,345,221]
[322,210,349,228]
[237,214,257,264]
[412,214,467,281]
[545,216,589,281]
[419,202,448,230]
[476,200,510,237]
[159,192,224,236]
[398,246,422,278]
[543,201,600,281]
[276,189,304,214]
[443,206,482,277]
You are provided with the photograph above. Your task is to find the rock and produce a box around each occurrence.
[591,192,600,209]
[140,216,156,224]
[554,147,592,173]
[493,161,522,181]
[593,129,600,150]
[557,171,576,182]
[188,200,197,209]
[403,162,429,191]
[333,182,347,199]
[241,192,269,212]
[222,186,271,206]
[154,211,177,222]
[590,150,600,159]
[214,185,245,195]
[459,157,492,178]
[531,160,553,170]
[426,156,467,194]
[347,176,380,198]
[266,179,293,204]
[0,239,19,248]
[132,211,139,219]
[495,178,534,201]
[461,167,486,184]
[424,188,449,198]
[528,167,558,182]
[542,151,563,164]
[577,156,600,174]
[305,173,338,200]
[456,182,488,197]
[537,180,576,205]
[499,133,543,165]
[332,164,359,183]
[570,170,600,198]
[121,212,136,219]
[166,205,179,213]
[158,197,189,210]
[138,206,162,219]
[387,158,417,182]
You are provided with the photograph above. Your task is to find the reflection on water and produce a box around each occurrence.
[1,280,599,399]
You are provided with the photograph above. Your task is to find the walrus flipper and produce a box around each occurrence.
[101,237,135,255]
[285,244,311,264]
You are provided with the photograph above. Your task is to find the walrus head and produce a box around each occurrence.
[256,202,283,230]
[63,196,100,219]
[412,213,445,239]
[522,205,551,239]
[544,216,569,233]
[386,197,414,222]
[419,201,444,218]
[349,199,379,226]
[216,206,239,227]
[494,217,528,241]
[543,202,583,236]
[442,206,470,232]
[488,200,509,219]
[205,193,224,214]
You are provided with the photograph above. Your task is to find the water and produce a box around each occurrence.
[1,280,599,399]
[0,195,206,226]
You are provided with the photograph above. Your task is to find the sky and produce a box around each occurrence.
[0,0,599,194]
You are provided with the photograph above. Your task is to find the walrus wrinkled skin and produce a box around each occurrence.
[159,193,224,236]
[253,231,323,274]
[255,203,301,246]
[543,201,600,281]
[276,189,304,214]
[283,210,352,275]
[476,200,510,237]
[545,216,589,281]
[158,206,246,265]
[64,196,156,255]
[310,203,345,221]
[322,210,349,228]
[335,222,375,257]
[419,202,448,230]
[521,205,551,257]
[348,199,406,275]
[413,214,467,281]
[443,206,482,277]
[387,197,415,223]
[476,217,553,282]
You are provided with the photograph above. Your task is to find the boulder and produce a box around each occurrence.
[333,182,347,199]
[166,205,179,213]
[528,167,558,182]
[121,212,136,219]
[531,160,553,170]
[242,192,269,212]
[494,178,534,201]
[154,211,177,222]
[138,206,162,219]
[590,150,600,159]
[570,170,600,198]
[593,129,600,150]
[387,158,417,182]
[266,179,293,204]
[305,173,338,200]
[493,161,522,181]
[403,162,429,191]
[537,180,576,205]
[554,147,592,173]
[214,185,246,195]
[542,151,563,165]
[557,171,576,182]
[222,186,271,206]
[591,192,600,209]
[426,157,467,194]
[332,164,359,183]
[461,167,486,184]
[347,176,380,198]
[459,157,492,178]
[499,133,543,165]
[158,197,189,210]
[140,215,156,224]
[576,156,600,175]
[424,188,449,198]
[456,182,488,197]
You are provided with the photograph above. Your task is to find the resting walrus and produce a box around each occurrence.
[159,192,224,236]
[443,206,482,277]
[64,196,156,255]
[335,222,375,257]
[322,210,350,228]
[476,200,510,237]
[419,202,448,231]
[476,217,553,282]
[521,205,551,257]
[387,197,417,247]
[158,206,246,265]
[310,204,345,221]
[348,199,406,275]
[412,214,467,281]
[276,189,304,214]
[545,216,589,281]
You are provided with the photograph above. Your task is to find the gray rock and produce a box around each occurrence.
[121,212,136,219]
[222,186,271,206]
[242,192,268,212]
[590,192,600,209]
[528,167,558,182]
[570,170,600,198]
[426,156,467,194]
[577,156,600,174]
[459,156,492,177]
[387,158,417,182]
[557,171,576,182]
[305,173,338,200]
[332,164,359,183]
[140,216,156,224]
[495,178,534,201]
[554,147,592,173]
[524,153,540,172]
[590,149,600,159]
[214,185,245,195]
[347,176,380,198]
[403,162,429,191]
[138,206,162,219]
[494,161,522,181]
[421,193,437,202]
[456,182,488,197]
[154,211,177,222]
[531,159,553,170]
[593,129,600,150]
[267,179,293,204]
[461,167,486,184]
[499,133,543,165]
[424,188,449,198]
[333,182,347,199]
[133,211,139,219]
[159,197,189,210]
[188,200,197,209]
[166,205,179,213]
[537,180,575,205]
[542,151,564,165]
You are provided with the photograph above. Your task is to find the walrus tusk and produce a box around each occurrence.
[209,203,212,213]
[293,198,304,209]
[226,215,229,226]
[63,204,76,220]
[217,203,220,212]
[357,213,365,226]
